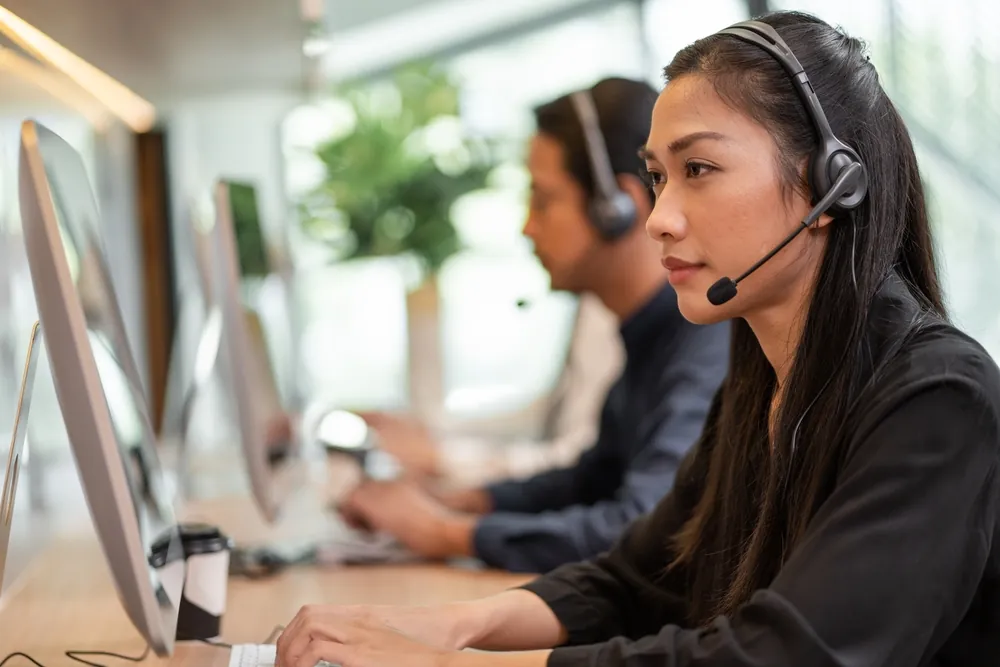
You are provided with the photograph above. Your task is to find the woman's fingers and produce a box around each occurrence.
[293,640,355,667]
[277,607,362,667]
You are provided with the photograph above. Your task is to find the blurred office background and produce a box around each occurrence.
[0,0,997,582]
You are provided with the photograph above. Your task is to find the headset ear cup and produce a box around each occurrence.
[808,148,829,206]
[809,141,869,214]
[591,193,637,240]
[830,151,868,210]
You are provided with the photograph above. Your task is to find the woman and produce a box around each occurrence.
[276,11,1000,667]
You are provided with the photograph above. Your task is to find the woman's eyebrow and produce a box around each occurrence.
[638,131,730,160]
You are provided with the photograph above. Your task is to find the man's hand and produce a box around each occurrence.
[429,487,494,515]
[359,412,442,479]
[338,480,476,559]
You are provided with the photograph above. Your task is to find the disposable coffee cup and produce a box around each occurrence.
[151,522,234,641]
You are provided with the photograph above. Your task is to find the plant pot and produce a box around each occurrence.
[405,275,444,425]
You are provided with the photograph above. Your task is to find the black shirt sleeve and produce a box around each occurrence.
[518,444,706,640]
[524,379,1000,666]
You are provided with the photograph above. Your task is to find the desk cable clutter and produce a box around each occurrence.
[0,646,149,667]
[0,627,285,667]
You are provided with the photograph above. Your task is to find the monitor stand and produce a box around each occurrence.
[0,320,42,593]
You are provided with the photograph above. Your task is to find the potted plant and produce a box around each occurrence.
[297,62,502,416]
[297,61,499,285]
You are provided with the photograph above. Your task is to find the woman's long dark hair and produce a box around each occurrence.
[664,11,946,625]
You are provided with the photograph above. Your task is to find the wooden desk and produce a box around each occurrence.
[0,486,532,664]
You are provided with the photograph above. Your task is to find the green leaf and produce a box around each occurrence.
[297,61,501,272]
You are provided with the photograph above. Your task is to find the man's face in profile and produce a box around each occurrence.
[522,133,601,293]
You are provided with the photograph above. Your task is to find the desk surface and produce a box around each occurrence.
[0,477,531,664]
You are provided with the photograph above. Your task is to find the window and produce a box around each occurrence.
[435,3,644,420]
[294,258,410,411]
[284,2,652,424]
[641,0,748,82]
[769,0,1000,359]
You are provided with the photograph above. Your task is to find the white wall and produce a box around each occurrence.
[163,90,303,410]
[165,91,302,271]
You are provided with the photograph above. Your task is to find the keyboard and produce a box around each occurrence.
[228,644,341,667]
[228,644,276,667]
[313,531,417,566]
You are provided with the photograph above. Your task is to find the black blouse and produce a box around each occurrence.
[522,276,1000,666]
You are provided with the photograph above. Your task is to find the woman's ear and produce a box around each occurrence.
[798,158,837,229]
[812,211,836,229]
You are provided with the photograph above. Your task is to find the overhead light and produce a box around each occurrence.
[0,6,156,132]
[0,46,111,129]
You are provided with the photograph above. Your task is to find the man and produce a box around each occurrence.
[339,77,731,573]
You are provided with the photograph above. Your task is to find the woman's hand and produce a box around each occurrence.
[276,602,480,667]
[276,611,456,667]
[276,604,553,667]
[278,591,565,667]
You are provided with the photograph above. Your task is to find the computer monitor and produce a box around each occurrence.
[204,180,296,523]
[0,321,41,595]
[18,120,186,655]
[158,195,221,468]
[225,180,270,278]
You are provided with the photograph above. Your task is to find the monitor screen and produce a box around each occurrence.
[225,181,269,277]
[0,321,40,596]
[30,123,184,647]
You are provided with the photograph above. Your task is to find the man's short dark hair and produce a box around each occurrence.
[533,77,658,205]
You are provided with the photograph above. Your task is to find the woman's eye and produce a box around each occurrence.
[643,169,665,188]
[686,162,715,178]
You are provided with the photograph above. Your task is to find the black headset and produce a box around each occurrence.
[717,20,869,214]
[569,89,637,241]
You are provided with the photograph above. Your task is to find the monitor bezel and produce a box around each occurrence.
[18,120,182,655]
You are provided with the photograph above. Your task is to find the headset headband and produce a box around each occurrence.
[716,20,868,212]
[717,21,837,145]
[569,90,619,200]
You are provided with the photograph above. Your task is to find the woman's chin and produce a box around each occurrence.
[676,292,733,326]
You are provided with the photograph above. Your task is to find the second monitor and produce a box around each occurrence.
[206,179,298,523]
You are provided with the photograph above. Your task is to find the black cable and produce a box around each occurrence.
[0,645,150,667]
[65,645,150,667]
[0,653,46,667]
[192,623,284,649]
[2,624,288,667]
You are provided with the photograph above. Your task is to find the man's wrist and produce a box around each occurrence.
[437,514,477,558]
[457,488,493,514]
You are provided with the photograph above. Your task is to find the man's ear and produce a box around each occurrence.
[616,174,652,221]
